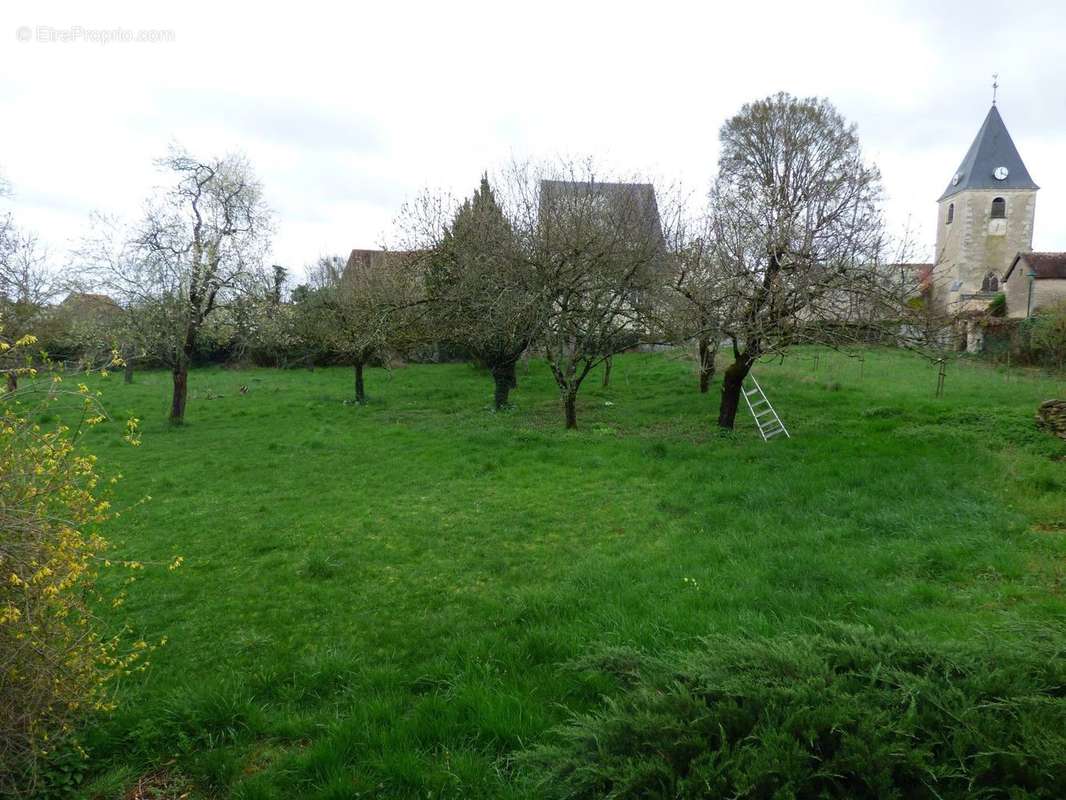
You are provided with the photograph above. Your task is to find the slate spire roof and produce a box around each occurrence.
[939,105,1038,201]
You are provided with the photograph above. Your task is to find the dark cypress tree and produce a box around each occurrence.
[428,175,541,410]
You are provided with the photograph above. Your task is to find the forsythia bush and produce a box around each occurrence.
[0,330,153,796]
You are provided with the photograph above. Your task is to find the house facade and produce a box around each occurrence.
[1003,252,1066,318]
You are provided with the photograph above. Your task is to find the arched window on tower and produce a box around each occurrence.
[946,203,954,224]
[991,197,1006,219]
[981,272,999,293]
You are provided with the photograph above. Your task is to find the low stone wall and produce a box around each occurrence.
[1036,399,1066,441]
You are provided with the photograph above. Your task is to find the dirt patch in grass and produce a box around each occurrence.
[1032,521,1066,533]
[124,766,192,800]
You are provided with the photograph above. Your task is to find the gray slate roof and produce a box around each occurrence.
[939,105,1038,201]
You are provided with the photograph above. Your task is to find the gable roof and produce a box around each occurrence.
[939,105,1038,201]
[1004,252,1066,282]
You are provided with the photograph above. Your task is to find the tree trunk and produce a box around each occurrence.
[491,361,517,410]
[564,391,578,429]
[171,322,199,425]
[5,372,16,393]
[717,354,756,429]
[698,336,717,393]
[170,365,188,424]
[354,362,366,404]
[493,374,511,410]
[602,356,612,388]
[124,361,134,384]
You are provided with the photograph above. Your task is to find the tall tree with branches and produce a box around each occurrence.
[82,149,273,423]
[709,93,886,429]
[515,161,668,429]
[0,175,56,392]
[653,208,725,394]
[292,253,418,404]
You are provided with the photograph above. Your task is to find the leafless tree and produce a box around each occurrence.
[1,176,54,309]
[79,148,273,423]
[0,171,12,266]
[292,253,420,404]
[73,215,171,383]
[1,230,56,392]
[500,159,668,429]
[303,253,347,291]
[0,172,59,391]
[1,231,54,312]
[707,93,888,429]
[650,206,727,393]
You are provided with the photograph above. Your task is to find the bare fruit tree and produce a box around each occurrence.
[0,168,10,253]
[653,207,725,394]
[504,160,668,429]
[0,233,54,335]
[709,93,886,429]
[0,176,57,392]
[82,148,273,423]
[292,252,420,404]
[71,214,164,384]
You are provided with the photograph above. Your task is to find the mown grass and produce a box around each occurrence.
[56,347,1065,798]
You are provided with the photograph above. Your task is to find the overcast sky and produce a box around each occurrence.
[2,0,1064,278]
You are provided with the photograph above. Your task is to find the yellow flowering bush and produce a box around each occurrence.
[0,329,154,796]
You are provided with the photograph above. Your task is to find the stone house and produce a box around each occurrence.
[1003,252,1066,318]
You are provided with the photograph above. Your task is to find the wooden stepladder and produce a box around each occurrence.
[742,375,790,441]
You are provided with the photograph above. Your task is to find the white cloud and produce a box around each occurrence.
[1,0,1063,276]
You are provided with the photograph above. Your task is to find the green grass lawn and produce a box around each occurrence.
[61,348,1065,798]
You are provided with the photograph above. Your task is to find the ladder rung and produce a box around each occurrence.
[746,375,787,442]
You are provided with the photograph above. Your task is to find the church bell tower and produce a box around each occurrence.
[934,102,1038,311]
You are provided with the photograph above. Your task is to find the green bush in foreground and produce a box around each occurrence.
[520,625,1066,799]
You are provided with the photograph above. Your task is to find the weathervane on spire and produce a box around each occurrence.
[992,73,999,105]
